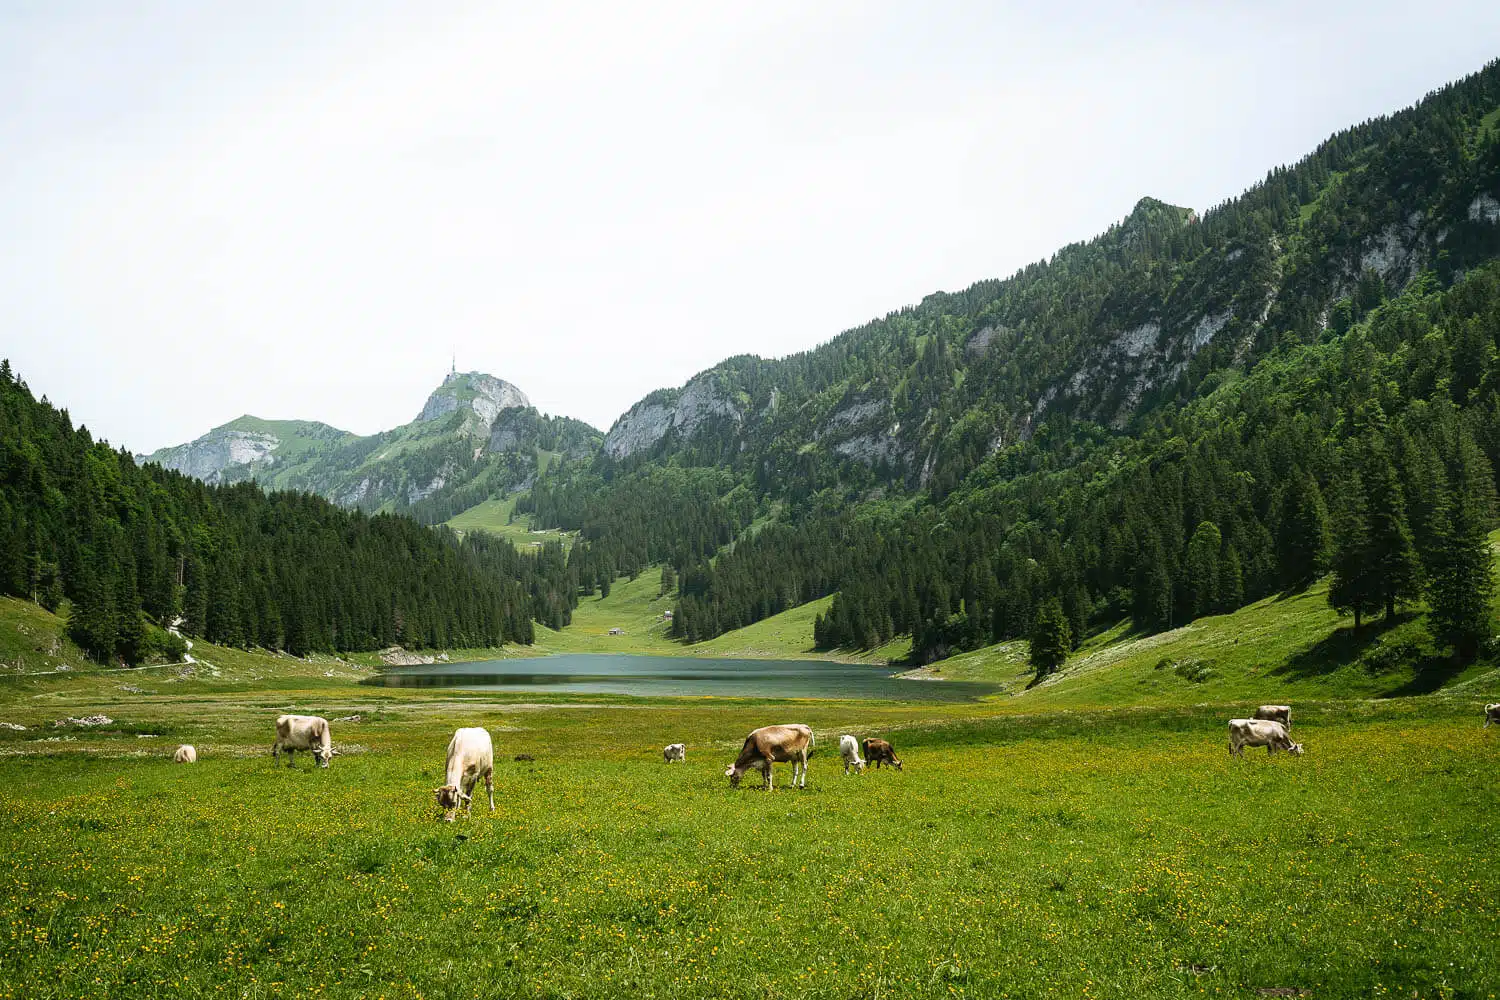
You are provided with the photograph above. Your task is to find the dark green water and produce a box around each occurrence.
[363,653,997,701]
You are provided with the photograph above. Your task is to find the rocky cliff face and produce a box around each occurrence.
[140,418,351,484]
[417,372,530,433]
[602,375,744,460]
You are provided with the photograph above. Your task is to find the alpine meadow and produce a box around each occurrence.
[3,28,1500,1000]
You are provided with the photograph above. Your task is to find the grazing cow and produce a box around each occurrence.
[272,714,332,768]
[434,727,495,822]
[173,745,197,764]
[663,743,686,764]
[863,737,903,771]
[725,724,813,790]
[1485,703,1500,728]
[1254,704,1292,729]
[838,734,865,775]
[1228,719,1303,758]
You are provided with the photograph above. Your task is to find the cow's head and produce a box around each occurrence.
[892,757,904,771]
[724,763,743,787]
[1288,742,1305,756]
[314,747,332,768]
[434,784,471,821]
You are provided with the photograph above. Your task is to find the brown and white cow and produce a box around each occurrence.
[1228,718,1303,758]
[173,744,197,764]
[862,737,903,771]
[1485,703,1500,728]
[434,727,494,821]
[725,724,812,790]
[1253,705,1292,729]
[272,714,332,768]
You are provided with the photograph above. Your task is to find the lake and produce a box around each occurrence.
[363,653,998,701]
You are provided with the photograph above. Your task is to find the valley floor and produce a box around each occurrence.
[0,675,1494,999]
[1,562,1498,997]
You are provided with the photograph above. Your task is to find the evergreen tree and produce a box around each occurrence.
[1361,439,1423,620]
[1425,435,1496,659]
[1183,521,1222,619]
[1029,597,1071,677]
[1329,472,1380,630]
[1276,472,1332,589]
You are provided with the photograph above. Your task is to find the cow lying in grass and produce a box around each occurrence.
[725,724,812,790]
[272,715,332,768]
[434,727,495,822]
[1228,719,1303,758]
[1254,704,1292,728]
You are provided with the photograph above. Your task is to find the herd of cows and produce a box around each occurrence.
[155,703,1500,820]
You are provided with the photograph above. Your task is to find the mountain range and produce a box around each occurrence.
[141,370,600,522]
[137,61,1500,666]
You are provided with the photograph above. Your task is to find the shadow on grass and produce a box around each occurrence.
[1378,654,1469,698]
[1270,613,1413,681]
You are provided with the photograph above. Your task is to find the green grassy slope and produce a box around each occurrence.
[444,496,576,549]
[921,574,1500,708]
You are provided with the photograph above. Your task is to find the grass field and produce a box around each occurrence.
[3,580,1500,997]
[445,497,576,550]
[0,683,1496,999]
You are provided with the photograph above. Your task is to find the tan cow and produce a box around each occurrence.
[1254,705,1292,729]
[434,727,495,821]
[1229,719,1303,758]
[1484,703,1500,727]
[272,714,332,768]
[725,724,813,790]
[862,737,903,771]
[173,745,197,764]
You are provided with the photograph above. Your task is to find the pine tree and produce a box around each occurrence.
[1276,472,1332,589]
[1425,435,1496,659]
[1328,471,1380,630]
[659,563,677,598]
[1362,440,1423,620]
[1132,531,1172,631]
[1029,597,1071,677]
[1184,521,1222,619]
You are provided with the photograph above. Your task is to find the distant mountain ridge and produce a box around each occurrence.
[141,371,600,521]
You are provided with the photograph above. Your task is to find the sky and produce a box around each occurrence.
[3,2,1499,453]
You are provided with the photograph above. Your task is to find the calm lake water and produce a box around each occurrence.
[363,653,998,702]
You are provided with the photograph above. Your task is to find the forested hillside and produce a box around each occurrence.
[0,363,581,663]
[531,61,1500,666]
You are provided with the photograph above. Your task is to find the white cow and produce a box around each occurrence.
[839,734,865,775]
[173,745,197,764]
[272,714,332,768]
[1253,704,1292,729]
[663,743,686,763]
[1485,704,1500,728]
[1228,718,1303,758]
[434,727,495,821]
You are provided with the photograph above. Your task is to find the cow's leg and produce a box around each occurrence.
[763,762,773,791]
[271,740,280,764]
[286,748,295,768]
[485,769,495,812]
[799,752,808,788]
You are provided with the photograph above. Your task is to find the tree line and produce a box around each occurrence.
[0,362,578,663]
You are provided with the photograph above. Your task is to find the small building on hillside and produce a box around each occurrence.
[608,627,623,636]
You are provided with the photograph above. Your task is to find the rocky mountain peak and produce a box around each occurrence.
[416,371,531,427]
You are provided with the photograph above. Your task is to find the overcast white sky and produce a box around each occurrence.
[3,2,1498,452]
